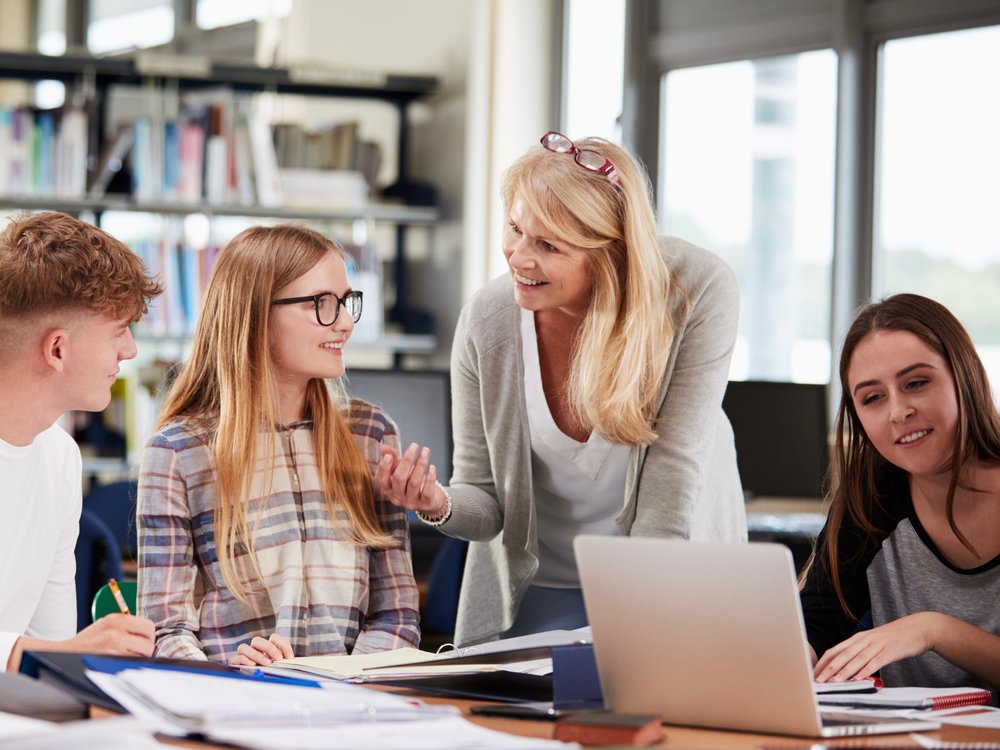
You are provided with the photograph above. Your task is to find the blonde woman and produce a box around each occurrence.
[378,132,746,645]
[137,224,419,664]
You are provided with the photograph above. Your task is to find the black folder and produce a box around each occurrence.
[377,642,603,707]
[379,671,554,703]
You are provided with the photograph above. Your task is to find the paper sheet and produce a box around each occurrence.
[271,647,444,679]
[0,711,54,741]
[924,706,1000,729]
[206,714,578,750]
[87,667,456,734]
[0,716,162,749]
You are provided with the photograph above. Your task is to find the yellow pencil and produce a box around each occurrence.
[108,578,131,615]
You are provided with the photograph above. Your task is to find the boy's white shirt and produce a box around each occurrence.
[0,423,81,671]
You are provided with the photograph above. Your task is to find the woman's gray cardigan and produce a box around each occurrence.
[439,237,747,645]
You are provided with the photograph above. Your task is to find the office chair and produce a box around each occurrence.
[421,537,468,638]
[74,509,124,631]
[82,479,138,561]
[91,580,137,621]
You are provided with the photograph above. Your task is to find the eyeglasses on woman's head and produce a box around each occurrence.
[271,290,363,326]
[540,130,620,189]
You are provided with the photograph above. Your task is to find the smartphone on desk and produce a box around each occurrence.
[470,701,574,721]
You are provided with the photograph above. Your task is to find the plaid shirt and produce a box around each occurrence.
[137,400,419,662]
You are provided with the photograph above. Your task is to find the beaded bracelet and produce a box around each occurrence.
[416,483,453,526]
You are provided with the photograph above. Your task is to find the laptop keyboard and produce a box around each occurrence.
[821,712,912,727]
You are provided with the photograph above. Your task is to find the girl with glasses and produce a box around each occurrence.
[137,224,419,664]
[377,133,746,644]
[802,294,1000,694]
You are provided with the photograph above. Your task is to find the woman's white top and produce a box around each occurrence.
[521,309,626,588]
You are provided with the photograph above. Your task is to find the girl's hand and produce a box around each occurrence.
[374,443,449,516]
[813,612,942,682]
[229,633,294,666]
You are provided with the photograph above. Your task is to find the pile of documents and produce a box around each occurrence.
[80,662,576,750]
[4,631,596,750]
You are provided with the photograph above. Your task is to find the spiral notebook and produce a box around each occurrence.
[574,537,943,738]
[818,687,993,710]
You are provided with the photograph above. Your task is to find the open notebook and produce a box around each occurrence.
[574,536,942,738]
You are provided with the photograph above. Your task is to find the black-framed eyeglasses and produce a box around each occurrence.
[540,130,620,189]
[271,291,363,325]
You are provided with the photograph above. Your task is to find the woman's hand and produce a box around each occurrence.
[813,612,942,682]
[229,633,294,666]
[374,443,449,516]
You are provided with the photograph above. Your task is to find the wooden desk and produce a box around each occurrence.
[94,692,1000,749]
[418,692,1000,748]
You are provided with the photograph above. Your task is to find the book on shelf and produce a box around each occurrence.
[178,120,205,203]
[131,116,163,203]
[232,113,256,206]
[272,118,382,188]
[0,104,87,199]
[54,106,88,198]
[279,168,369,210]
[33,110,55,196]
[133,238,220,338]
[817,686,993,710]
[247,114,283,207]
[2,96,392,209]
[161,119,180,201]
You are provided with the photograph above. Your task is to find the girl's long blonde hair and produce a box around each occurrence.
[157,224,391,601]
[502,137,686,445]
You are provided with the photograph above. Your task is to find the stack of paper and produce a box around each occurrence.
[0,716,165,749]
[87,668,455,734]
[207,716,576,750]
[0,711,55,742]
[84,667,576,750]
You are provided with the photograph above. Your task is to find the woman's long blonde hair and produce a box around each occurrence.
[502,137,685,445]
[157,224,391,601]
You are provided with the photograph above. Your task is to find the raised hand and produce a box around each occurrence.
[374,442,449,517]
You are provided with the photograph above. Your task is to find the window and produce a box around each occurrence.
[33,0,67,109]
[660,51,837,383]
[196,0,291,30]
[88,0,174,55]
[562,0,625,141]
[876,25,1000,382]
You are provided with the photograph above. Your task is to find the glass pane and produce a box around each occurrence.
[661,51,837,384]
[197,0,292,30]
[88,1,173,54]
[876,25,1000,385]
[36,0,66,55]
[563,0,625,141]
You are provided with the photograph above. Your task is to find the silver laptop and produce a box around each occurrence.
[574,536,941,737]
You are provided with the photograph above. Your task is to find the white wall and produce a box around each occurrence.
[0,0,31,105]
[482,0,559,282]
[0,0,30,50]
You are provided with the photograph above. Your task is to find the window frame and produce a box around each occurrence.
[611,0,1000,402]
